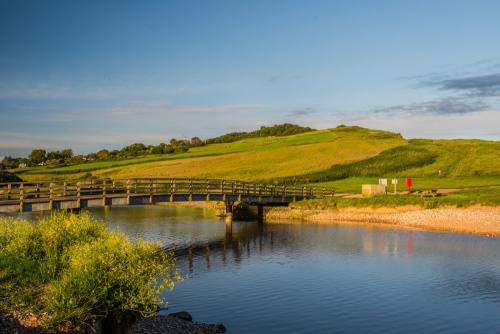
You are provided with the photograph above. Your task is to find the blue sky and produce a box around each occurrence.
[1,1,500,157]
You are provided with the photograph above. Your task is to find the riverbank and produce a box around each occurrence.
[265,205,500,237]
[0,308,226,334]
[161,201,500,237]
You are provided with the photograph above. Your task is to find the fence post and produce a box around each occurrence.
[126,180,131,205]
[170,179,175,194]
[49,182,54,210]
[102,180,107,206]
[19,183,24,212]
[149,179,154,204]
[63,181,67,196]
[77,181,81,209]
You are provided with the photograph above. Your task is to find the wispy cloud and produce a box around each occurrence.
[74,101,269,118]
[374,68,500,117]
[286,107,318,117]
[422,73,500,97]
[372,96,490,116]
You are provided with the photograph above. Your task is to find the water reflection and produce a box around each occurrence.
[5,206,500,333]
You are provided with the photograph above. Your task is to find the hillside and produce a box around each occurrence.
[16,126,406,182]
[9,126,500,192]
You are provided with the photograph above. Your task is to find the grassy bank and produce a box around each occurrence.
[0,211,181,332]
[293,186,500,210]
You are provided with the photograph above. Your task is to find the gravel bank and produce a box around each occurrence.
[265,206,500,237]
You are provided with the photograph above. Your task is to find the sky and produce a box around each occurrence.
[1,1,500,158]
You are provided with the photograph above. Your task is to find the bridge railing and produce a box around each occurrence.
[0,178,335,203]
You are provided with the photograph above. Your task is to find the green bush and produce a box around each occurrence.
[0,211,181,330]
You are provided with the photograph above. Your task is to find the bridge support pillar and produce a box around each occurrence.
[225,202,233,226]
[257,205,264,218]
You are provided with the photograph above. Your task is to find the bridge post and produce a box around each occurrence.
[225,202,233,223]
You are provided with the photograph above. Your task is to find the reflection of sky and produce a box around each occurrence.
[8,206,500,333]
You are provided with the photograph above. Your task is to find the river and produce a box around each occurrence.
[85,205,500,334]
[8,205,500,333]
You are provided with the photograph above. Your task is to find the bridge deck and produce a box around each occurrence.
[0,178,334,213]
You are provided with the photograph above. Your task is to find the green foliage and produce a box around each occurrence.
[205,123,314,144]
[289,144,438,183]
[0,170,23,182]
[0,212,105,284]
[0,211,181,330]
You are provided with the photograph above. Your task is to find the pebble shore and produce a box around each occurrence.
[0,311,226,334]
[265,206,500,236]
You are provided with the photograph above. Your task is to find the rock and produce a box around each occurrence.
[168,311,192,322]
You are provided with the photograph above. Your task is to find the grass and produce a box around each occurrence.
[18,127,407,182]
[8,126,500,203]
[310,176,500,194]
[294,186,500,210]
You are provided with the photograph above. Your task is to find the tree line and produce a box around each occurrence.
[205,123,314,144]
[0,124,313,170]
[0,137,203,169]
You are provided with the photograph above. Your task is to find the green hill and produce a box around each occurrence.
[11,126,500,193]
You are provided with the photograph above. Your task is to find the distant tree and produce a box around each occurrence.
[29,149,46,166]
[151,143,166,155]
[46,158,64,167]
[121,143,147,157]
[97,149,110,160]
[174,146,188,153]
[60,149,73,159]
[1,156,16,169]
[47,151,61,160]
[163,145,174,154]
[169,138,178,147]
[191,137,204,147]
[71,155,86,164]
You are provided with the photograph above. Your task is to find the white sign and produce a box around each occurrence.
[379,179,388,186]
[392,179,398,184]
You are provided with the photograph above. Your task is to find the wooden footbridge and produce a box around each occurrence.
[0,178,334,214]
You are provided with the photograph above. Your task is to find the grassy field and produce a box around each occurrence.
[17,127,407,182]
[9,126,500,201]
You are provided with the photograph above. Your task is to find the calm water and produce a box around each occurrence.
[12,206,500,333]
